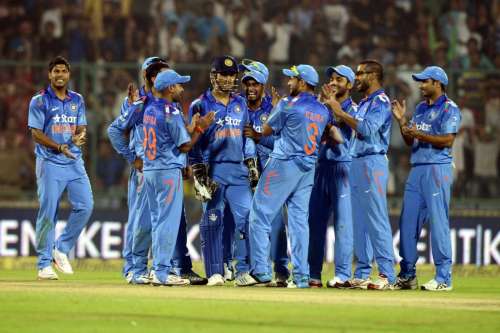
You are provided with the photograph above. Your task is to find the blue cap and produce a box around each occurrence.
[239,60,269,83]
[242,70,267,84]
[282,64,319,86]
[154,69,191,91]
[412,66,448,85]
[326,65,355,84]
[211,55,239,75]
[141,56,168,71]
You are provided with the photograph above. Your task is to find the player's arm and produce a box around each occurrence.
[391,100,414,146]
[178,112,215,153]
[402,127,456,148]
[262,99,286,137]
[30,128,74,159]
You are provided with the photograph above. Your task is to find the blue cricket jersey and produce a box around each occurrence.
[267,92,331,169]
[409,95,461,165]
[319,97,357,162]
[107,87,151,163]
[188,90,256,164]
[143,97,190,171]
[247,94,275,167]
[351,89,392,158]
[28,85,87,165]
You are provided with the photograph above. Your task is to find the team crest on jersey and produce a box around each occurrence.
[260,114,268,123]
[234,105,241,113]
[428,110,438,121]
[70,104,77,112]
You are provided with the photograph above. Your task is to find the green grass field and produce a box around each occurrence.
[1,259,499,333]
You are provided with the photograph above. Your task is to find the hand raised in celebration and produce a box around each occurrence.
[321,84,343,118]
[271,86,281,107]
[127,83,140,105]
[391,99,407,125]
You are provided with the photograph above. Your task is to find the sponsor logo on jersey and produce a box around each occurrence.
[416,122,432,131]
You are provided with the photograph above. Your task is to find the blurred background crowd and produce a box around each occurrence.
[0,0,499,208]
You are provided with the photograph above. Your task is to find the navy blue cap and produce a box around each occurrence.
[282,64,319,86]
[326,65,355,84]
[412,66,448,85]
[211,55,239,75]
[154,69,191,91]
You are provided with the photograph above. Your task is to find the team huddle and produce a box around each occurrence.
[28,55,461,291]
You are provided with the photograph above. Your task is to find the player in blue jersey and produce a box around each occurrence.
[240,60,290,287]
[143,69,215,286]
[28,56,93,280]
[328,60,395,290]
[188,55,258,286]
[108,57,207,285]
[236,64,330,288]
[307,65,357,288]
[391,66,461,291]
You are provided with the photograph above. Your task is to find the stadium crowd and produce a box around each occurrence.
[0,0,499,200]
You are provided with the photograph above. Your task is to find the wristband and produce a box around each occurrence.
[57,144,62,153]
[194,126,204,134]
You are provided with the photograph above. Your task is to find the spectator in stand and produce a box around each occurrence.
[264,12,292,65]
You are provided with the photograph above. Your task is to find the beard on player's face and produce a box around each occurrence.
[288,78,300,96]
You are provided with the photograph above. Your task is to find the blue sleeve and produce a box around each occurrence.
[28,94,46,130]
[167,106,190,147]
[107,98,144,164]
[242,105,256,159]
[259,135,275,149]
[188,99,204,164]
[77,95,87,126]
[441,104,461,134]
[266,100,287,135]
[356,97,391,137]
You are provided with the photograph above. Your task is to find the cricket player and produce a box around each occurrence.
[392,66,460,291]
[308,65,357,288]
[327,60,395,290]
[142,69,215,286]
[241,59,290,286]
[28,56,93,280]
[236,64,330,288]
[188,55,258,286]
[108,57,207,285]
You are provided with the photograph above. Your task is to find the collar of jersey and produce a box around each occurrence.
[341,97,353,111]
[361,88,385,104]
[206,89,238,105]
[425,94,447,108]
[47,85,72,101]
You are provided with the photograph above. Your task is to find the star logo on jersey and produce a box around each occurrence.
[70,104,77,112]
[216,118,225,127]
[53,114,61,123]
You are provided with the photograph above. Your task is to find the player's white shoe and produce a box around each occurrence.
[349,278,372,289]
[367,274,394,290]
[420,279,452,291]
[165,274,190,286]
[207,274,225,286]
[52,248,74,274]
[327,277,352,289]
[125,272,134,284]
[37,266,59,280]
[132,274,151,285]
[224,264,235,281]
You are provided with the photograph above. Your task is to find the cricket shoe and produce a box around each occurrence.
[224,264,235,281]
[181,270,208,285]
[367,274,394,290]
[327,277,352,289]
[287,278,310,289]
[234,273,271,287]
[207,274,225,286]
[420,279,452,291]
[52,248,74,274]
[37,266,59,280]
[308,278,323,288]
[394,276,418,290]
[268,273,289,288]
[125,272,134,284]
[349,278,372,290]
[132,274,151,285]
[151,272,189,286]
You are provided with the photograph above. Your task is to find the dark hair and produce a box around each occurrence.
[145,62,169,87]
[49,56,70,72]
[360,59,384,83]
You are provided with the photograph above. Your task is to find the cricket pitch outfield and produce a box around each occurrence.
[1,259,499,333]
